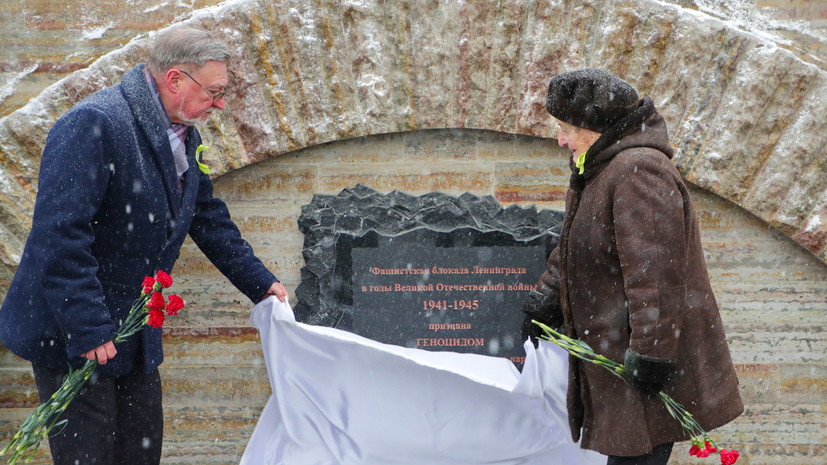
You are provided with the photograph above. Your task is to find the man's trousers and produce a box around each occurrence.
[32,364,163,465]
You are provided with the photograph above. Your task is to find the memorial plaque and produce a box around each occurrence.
[347,229,547,364]
[294,185,562,367]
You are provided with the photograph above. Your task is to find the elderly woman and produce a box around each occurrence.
[523,69,743,465]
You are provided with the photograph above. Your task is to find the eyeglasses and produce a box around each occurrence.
[178,69,227,103]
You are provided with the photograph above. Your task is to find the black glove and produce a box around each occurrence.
[631,378,666,398]
[624,348,676,398]
[521,314,545,348]
[521,290,563,347]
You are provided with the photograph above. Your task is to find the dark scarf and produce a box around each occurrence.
[569,96,656,192]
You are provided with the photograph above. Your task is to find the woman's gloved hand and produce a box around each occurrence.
[521,290,563,347]
[624,348,676,398]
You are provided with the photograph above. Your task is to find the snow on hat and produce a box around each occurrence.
[545,68,640,133]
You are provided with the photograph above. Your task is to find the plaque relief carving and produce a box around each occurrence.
[295,184,563,365]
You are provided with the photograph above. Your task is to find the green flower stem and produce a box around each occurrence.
[1,360,96,464]
[114,294,151,343]
[2,284,163,464]
[533,321,626,379]
[533,320,719,450]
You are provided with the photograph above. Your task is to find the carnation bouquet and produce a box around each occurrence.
[533,321,740,465]
[1,271,185,465]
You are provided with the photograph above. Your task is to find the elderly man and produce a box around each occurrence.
[0,26,287,465]
[522,69,743,465]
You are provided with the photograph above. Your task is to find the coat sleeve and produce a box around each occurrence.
[188,173,278,303]
[523,246,563,328]
[611,151,688,363]
[32,106,119,357]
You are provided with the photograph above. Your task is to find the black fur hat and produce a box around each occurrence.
[546,68,640,133]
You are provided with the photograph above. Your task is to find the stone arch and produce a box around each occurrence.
[0,0,825,290]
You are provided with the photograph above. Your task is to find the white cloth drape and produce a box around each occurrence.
[240,297,606,465]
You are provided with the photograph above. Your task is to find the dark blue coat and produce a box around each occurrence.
[0,65,277,377]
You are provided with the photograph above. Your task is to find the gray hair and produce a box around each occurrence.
[146,25,230,74]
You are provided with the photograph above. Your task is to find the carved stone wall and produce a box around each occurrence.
[2,1,825,118]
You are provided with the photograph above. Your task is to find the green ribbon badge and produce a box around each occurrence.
[575,151,587,175]
[195,144,212,174]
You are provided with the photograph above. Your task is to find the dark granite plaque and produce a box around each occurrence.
[347,229,548,363]
[294,184,563,367]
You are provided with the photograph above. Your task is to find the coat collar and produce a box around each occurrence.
[120,64,184,216]
[570,97,668,191]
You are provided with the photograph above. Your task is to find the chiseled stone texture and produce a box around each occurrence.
[2,129,824,465]
[2,1,824,120]
[0,0,229,116]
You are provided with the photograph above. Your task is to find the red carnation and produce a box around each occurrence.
[147,308,166,328]
[3,271,188,463]
[689,444,702,457]
[141,276,155,293]
[719,449,739,465]
[147,291,166,309]
[165,294,185,316]
[704,441,717,454]
[155,270,174,288]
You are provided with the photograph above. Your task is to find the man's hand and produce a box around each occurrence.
[81,340,117,365]
[262,282,289,302]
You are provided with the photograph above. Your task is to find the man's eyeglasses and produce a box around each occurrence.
[178,69,227,103]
